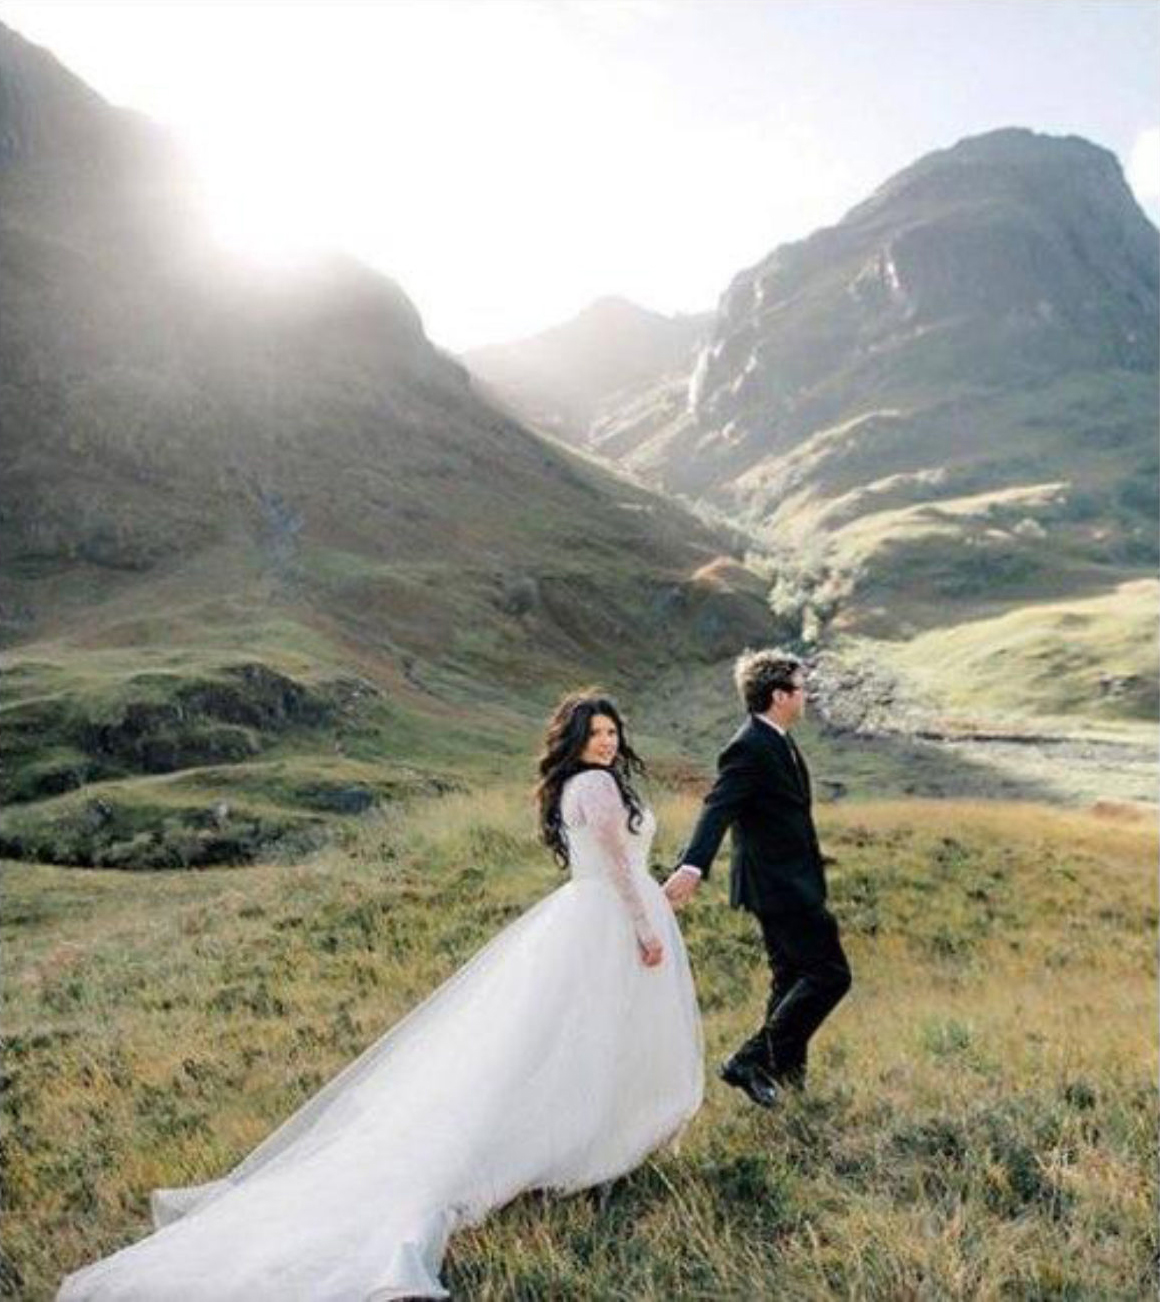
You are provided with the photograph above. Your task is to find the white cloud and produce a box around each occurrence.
[1128,126,1160,203]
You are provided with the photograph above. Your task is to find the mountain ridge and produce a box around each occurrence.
[461,126,1158,723]
[505,128,1157,635]
[0,20,771,866]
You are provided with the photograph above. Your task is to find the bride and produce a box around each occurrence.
[58,690,705,1300]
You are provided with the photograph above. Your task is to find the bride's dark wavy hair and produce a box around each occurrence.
[535,689,646,868]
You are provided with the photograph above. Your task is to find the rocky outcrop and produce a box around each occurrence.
[661,129,1159,498]
[567,129,1158,642]
[0,793,330,869]
[0,665,372,804]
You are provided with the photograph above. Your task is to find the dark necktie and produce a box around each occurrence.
[785,732,808,792]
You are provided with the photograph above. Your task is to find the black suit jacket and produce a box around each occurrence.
[679,716,826,914]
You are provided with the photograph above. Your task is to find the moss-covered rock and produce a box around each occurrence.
[0,662,369,805]
[0,791,328,869]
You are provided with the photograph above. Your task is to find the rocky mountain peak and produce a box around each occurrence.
[582,127,1156,639]
[851,128,1132,219]
[577,294,648,321]
[689,127,1158,450]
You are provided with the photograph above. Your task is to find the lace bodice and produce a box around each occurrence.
[561,770,658,945]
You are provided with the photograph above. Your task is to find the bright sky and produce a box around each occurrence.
[3,0,1158,351]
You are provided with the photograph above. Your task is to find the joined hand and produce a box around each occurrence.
[662,866,701,908]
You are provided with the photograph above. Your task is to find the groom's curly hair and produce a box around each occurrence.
[535,689,646,868]
[734,648,803,713]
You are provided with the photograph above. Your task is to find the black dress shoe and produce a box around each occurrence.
[718,1058,779,1109]
[769,1063,807,1091]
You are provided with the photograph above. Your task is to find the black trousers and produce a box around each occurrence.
[734,905,852,1084]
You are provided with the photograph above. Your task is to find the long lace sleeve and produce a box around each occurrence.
[569,771,657,946]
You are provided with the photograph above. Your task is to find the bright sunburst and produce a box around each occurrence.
[189,140,334,270]
[4,1,1157,347]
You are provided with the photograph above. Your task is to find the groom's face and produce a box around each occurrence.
[772,673,807,727]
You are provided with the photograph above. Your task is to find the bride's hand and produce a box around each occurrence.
[638,934,664,967]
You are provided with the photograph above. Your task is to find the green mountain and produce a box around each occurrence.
[484,130,1158,726]
[0,23,770,866]
[606,131,1158,623]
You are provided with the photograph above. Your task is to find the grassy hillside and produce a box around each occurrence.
[0,22,779,870]
[884,578,1159,727]
[0,524,773,868]
[734,371,1158,638]
[5,785,1155,1299]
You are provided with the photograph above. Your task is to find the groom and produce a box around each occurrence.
[663,649,851,1109]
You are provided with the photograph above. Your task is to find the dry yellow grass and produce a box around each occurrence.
[4,790,1156,1298]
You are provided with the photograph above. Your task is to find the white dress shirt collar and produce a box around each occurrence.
[753,713,786,737]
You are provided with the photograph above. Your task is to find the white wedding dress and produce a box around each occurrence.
[58,770,704,1300]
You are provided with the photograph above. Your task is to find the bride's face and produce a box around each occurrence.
[580,713,619,767]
